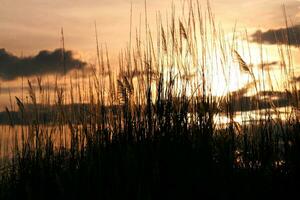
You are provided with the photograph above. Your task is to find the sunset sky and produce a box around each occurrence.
[0,0,300,108]
[1,0,299,56]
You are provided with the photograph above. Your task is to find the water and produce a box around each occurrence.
[0,105,296,159]
[0,125,73,159]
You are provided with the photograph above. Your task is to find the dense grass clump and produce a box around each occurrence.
[1,1,300,199]
[1,119,300,200]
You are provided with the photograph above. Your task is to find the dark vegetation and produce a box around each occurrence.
[0,2,300,199]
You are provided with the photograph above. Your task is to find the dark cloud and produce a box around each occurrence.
[0,83,65,94]
[220,90,295,113]
[291,76,300,83]
[0,48,86,80]
[229,81,257,96]
[121,69,159,79]
[219,81,297,112]
[257,61,279,70]
[251,25,300,46]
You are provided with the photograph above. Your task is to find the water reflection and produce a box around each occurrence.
[0,105,296,159]
[0,125,73,159]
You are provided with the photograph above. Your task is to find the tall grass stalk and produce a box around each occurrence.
[0,1,300,199]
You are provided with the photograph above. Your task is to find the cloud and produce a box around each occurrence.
[220,81,296,112]
[251,25,300,46]
[291,76,300,83]
[257,61,279,70]
[122,69,159,79]
[0,83,66,94]
[0,48,86,80]
[220,90,293,113]
[229,81,257,96]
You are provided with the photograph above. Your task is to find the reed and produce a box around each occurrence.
[0,1,300,199]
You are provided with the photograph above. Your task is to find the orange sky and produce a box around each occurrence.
[0,0,300,109]
[0,0,299,57]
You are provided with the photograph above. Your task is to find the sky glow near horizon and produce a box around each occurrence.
[0,0,300,108]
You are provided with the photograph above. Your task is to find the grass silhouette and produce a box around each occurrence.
[0,1,300,200]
